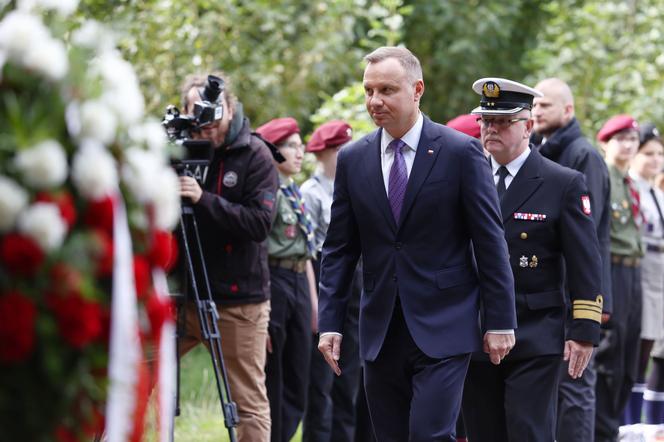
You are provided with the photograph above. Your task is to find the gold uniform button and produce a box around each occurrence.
[520,232,528,240]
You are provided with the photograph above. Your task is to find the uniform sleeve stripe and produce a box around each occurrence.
[573,300,603,306]
[573,306,603,314]
[573,309,602,323]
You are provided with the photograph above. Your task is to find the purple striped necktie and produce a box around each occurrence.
[388,138,408,222]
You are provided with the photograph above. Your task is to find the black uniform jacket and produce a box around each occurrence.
[193,118,279,305]
[537,118,612,313]
[490,148,603,361]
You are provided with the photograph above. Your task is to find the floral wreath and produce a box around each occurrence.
[0,1,180,440]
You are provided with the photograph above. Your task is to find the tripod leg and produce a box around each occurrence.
[178,208,239,442]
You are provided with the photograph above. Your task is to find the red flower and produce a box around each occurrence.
[0,233,45,276]
[54,426,78,442]
[133,255,151,299]
[147,230,178,271]
[48,293,103,349]
[83,196,114,235]
[0,291,37,363]
[90,229,113,277]
[82,406,105,437]
[50,263,82,295]
[145,291,174,342]
[36,191,77,228]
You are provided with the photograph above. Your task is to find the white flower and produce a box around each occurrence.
[17,202,67,251]
[71,20,115,53]
[0,11,49,59]
[0,175,29,232]
[79,100,118,145]
[65,102,82,138]
[71,141,118,200]
[152,167,181,231]
[14,140,68,189]
[92,52,145,125]
[121,147,165,204]
[23,37,68,81]
[18,0,79,16]
[129,120,168,154]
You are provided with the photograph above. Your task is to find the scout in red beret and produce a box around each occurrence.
[596,114,638,143]
[306,120,353,153]
[256,117,300,145]
[446,114,481,139]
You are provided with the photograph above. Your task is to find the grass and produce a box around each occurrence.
[145,345,303,441]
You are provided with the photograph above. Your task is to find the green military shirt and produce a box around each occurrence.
[608,164,643,257]
[268,176,311,259]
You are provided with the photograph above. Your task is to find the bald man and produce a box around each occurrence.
[533,78,612,442]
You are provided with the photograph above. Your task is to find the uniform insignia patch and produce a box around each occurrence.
[223,171,238,188]
[529,255,538,268]
[581,195,592,215]
[514,212,547,221]
[519,256,528,268]
[285,225,297,239]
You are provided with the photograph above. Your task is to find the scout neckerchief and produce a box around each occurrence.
[624,175,644,227]
[280,180,316,256]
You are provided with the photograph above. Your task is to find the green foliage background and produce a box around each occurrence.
[73,0,664,144]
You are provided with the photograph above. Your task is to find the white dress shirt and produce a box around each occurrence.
[490,146,531,190]
[380,112,423,191]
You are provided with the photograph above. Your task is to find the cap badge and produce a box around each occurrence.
[482,81,500,98]
[346,128,353,137]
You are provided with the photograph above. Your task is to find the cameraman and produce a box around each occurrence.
[177,72,278,441]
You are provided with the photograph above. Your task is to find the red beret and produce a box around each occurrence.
[446,114,480,139]
[597,114,638,142]
[306,120,353,153]
[256,117,300,145]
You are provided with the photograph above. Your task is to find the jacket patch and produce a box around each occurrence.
[581,195,592,215]
[223,171,238,187]
[262,192,275,210]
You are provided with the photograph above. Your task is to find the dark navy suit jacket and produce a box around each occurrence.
[489,148,602,361]
[318,117,517,361]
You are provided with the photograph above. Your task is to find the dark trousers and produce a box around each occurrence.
[557,354,597,442]
[462,355,561,442]
[303,260,362,442]
[354,367,376,442]
[595,263,642,442]
[364,301,470,442]
[265,266,312,442]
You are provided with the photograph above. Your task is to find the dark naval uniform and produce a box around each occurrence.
[265,174,316,442]
[463,147,603,442]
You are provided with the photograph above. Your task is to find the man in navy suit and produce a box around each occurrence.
[461,78,604,442]
[317,46,517,441]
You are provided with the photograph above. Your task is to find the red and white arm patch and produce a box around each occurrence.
[581,195,592,215]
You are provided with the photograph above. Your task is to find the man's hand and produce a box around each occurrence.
[318,334,342,376]
[179,176,203,204]
[601,313,611,324]
[564,339,593,379]
[484,332,515,365]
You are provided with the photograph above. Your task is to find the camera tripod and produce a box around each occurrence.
[174,202,238,442]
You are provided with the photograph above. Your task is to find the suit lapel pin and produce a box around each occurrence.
[427,148,434,155]
[519,256,528,268]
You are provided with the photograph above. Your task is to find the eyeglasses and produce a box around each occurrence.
[278,141,305,152]
[476,117,529,129]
